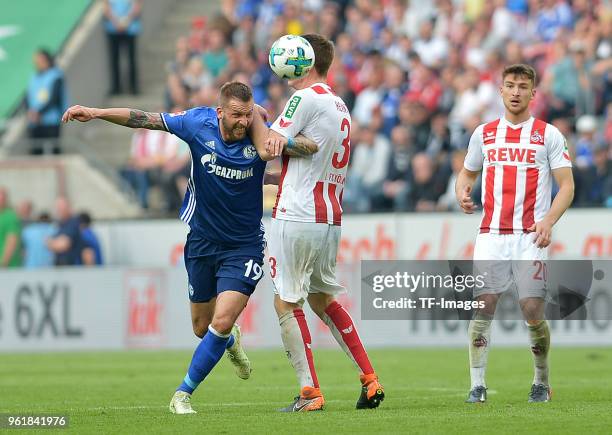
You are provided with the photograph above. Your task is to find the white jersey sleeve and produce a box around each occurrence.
[464,124,484,171]
[270,89,314,138]
[546,125,572,170]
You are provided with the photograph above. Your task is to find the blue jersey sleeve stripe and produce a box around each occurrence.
[179,180,192,221]
[184,184,197,222]
[180,182,193,221]
[160,112,170,132]
[180,179,197,223]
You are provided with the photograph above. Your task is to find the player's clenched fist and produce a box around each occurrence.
[458,185,477,214]
[62,105,98,123]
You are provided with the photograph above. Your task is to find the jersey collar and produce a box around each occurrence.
[502,116,533,129]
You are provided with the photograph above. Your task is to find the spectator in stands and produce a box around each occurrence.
[399,98,430,152]
[344,123,391,212]
[576,143,612,207]
[16,199,34,225]
[413,19,449,69]
[449,69,481,139]
[26,49,68,154]
[379,62,407,137]
[79,212,103,266]
[605,102,612,147]
[188,16,207,53]
[165,37,197,109]
[103,0,142,95]
[352,53,385,126]
[120,127,183,210]
[437,149,468,212]
[535,0,574,42]
[406,62,443,113]
[22,212,55,269]
[406,152,447,212]
[546,41,595,119]
[574,115,600,169]
[0,188,22,268]
[202,28,229,78]
[375,125,415,211]
[47,196,83,266]
[158,132,192,213]
[425,111,452,157]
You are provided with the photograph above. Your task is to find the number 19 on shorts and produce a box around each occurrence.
[244,259,263,280]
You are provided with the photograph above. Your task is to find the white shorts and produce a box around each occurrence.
[268,219,346,303]
[473,232,548,299]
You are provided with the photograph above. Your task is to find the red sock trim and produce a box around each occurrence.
[324,301,374,375]
[293,309,319,388]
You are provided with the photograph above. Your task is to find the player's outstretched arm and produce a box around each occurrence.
[455,168,480,214]
[62,105,167,131]
[527,167,574,248]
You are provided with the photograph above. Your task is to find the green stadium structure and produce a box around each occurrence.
[0,0,92,121]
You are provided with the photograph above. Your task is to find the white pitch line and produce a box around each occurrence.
[72,391,488,412]
[6,388,496,413]
[78,400,348,411]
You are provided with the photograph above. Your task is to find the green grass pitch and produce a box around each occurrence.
[1,347,611,434]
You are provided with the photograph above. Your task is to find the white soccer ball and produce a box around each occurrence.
[268,35,315,80]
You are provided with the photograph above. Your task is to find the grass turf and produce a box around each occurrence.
[1,347,611,434]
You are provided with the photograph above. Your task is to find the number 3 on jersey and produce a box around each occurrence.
[244,259,263,280]
[332,118,351,169]
[268,256,277,278]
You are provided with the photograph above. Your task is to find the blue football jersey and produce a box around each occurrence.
[161,107,266,249]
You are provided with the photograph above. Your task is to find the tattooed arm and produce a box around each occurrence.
[265,128,318,158]
[284,134,319,157]
[62,105,167,130]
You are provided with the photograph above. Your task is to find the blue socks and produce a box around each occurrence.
[177,326,231,394]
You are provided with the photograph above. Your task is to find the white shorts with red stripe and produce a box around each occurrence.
[268,219,346,303]
[473,233,548,299]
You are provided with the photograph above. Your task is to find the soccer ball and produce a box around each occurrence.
[268,35,315,80]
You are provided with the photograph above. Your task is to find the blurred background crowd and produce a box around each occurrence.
[0,187,103,269]
[157,0,611,213]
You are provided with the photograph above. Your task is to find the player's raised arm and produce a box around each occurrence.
[62,105,167,130]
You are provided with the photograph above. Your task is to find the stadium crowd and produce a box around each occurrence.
[152,0,611,213]
[0,187,103,269]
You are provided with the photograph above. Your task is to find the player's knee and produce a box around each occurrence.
[210,315,233,336]
[521,299,544,322]
[274,295,300,317]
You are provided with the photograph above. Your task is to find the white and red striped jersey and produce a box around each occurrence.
[464,116,572,234]
[270,83,351,225]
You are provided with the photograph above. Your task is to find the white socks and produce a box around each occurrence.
[278,310,319,389]
[468,316,492,389]
[528,320,550,386]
